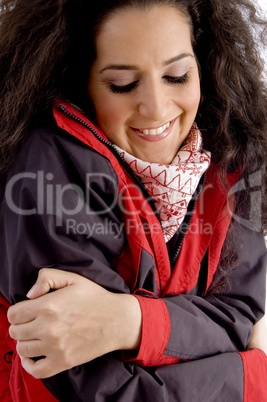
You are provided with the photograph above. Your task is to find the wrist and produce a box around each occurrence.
[109,293,142,352]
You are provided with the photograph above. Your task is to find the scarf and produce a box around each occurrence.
[114,123,211,241]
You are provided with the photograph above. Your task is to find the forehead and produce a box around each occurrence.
[94,5,193,66]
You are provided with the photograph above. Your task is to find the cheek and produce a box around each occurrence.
[183,82,201,113]
[88,82,117,127]
[91,92,113,123]
[91,93,127,135]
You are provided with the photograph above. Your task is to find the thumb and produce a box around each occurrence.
[26,268,77,299]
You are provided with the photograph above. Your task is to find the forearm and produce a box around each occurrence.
[127,226,267,366]
[4,283,267,402]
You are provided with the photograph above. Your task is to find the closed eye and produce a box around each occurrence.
[108,80,139,94]
[107,73,188,94]
[164,73,189,85]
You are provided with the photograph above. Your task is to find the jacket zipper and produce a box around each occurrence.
[59,104,161,223]
[58,103,203,264]
[170,174,205,268]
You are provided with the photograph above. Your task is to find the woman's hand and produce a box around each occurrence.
[247,316,267,355]
[7,269,142,379]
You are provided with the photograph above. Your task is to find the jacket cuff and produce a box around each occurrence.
[123,296,179,366]
[239,348,267,402]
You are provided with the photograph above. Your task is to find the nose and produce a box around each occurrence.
[137,79,170,122]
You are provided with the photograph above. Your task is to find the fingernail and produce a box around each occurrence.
[26,284,39,299]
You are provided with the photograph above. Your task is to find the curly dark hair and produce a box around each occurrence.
[0,0,266,240]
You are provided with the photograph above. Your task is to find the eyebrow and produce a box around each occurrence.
[99,53,193,73]
[164,53,193,66]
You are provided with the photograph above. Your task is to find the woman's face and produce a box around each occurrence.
[88,5,200,164]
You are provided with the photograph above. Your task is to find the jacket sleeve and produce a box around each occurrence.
[1,127,266,402]
[45,224,266,402]
[0,294,14,402]
[0,127,130,304]
[43,345,266,402]
[128,223,267,366]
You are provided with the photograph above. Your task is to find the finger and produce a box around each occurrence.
[17,339,44,358]
[20,357,46,379]
[7,300,38,325]
[21,356,69,379]
[26,268,80,299]
[9,321,40,341]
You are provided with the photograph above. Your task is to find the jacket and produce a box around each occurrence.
[0,100,266,401]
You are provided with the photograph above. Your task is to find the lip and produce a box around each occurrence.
[130,118,177,142]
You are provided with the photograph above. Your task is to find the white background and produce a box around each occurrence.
[257,0,267,13]
[255,0,267,66]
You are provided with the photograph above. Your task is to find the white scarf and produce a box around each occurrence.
[114,123,211,241]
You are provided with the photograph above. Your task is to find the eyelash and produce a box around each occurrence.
[109,80,139,94]
[108,73,189,94]
[164,73,189,85]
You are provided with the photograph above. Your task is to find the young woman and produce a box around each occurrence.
[0,0,266,401]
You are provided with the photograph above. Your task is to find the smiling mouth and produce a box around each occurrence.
[139,121,170,136]
[130,118,176,142]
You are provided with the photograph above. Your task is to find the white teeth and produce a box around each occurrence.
[140,121,170,136]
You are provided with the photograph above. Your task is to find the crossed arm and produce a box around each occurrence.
[8,268,142,379]
[7,267,267,379]
[2,130,267,400]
